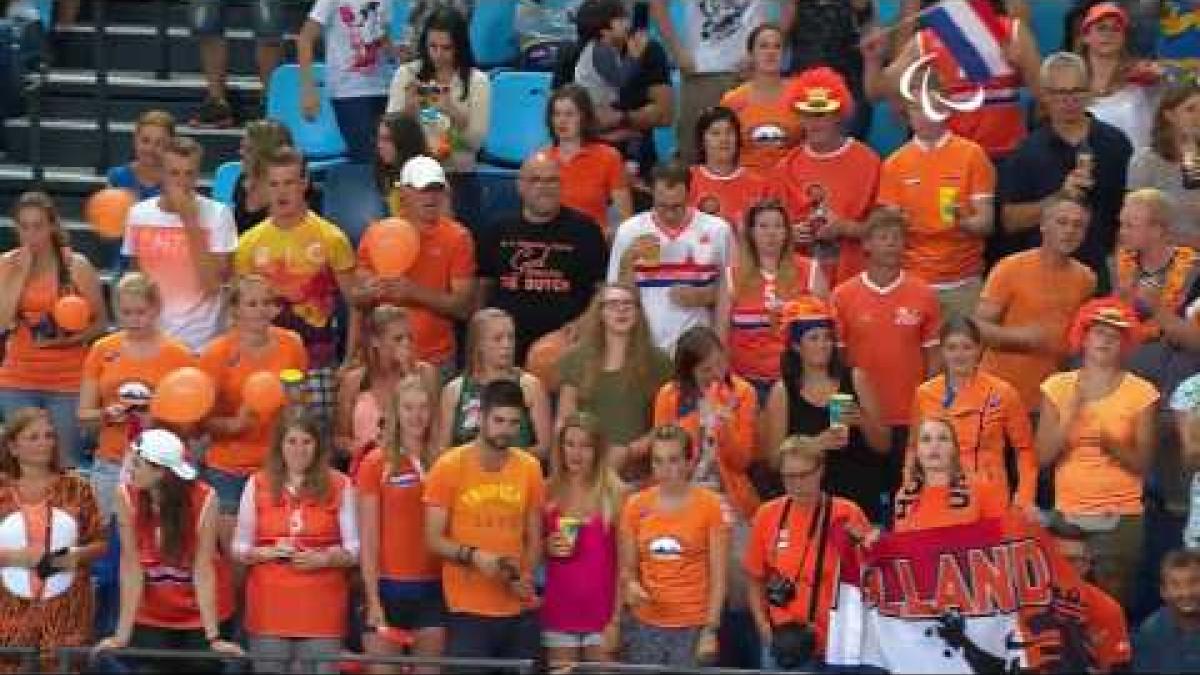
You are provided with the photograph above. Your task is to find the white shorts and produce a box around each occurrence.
[542,630,604,649]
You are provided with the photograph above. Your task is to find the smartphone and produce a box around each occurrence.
[632,2,650,31]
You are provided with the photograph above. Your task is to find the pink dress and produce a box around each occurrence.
[540,506,617,634]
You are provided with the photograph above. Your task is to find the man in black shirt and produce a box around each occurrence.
[477,153,608,364]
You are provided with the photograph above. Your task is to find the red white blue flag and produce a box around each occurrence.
[919,0,1015,83]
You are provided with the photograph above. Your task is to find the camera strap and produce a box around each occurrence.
[805,493,833,625]
[769,493,833,625]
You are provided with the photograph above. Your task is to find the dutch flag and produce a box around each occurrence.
[920,0,1015,83]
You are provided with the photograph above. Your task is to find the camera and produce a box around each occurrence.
[34,547,69,579]
[765,571,797,608]
[771,622,818,670]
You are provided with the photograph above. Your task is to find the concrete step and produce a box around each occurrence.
[78,0,311,33]
[36,69,263,123]
[0,163,216,221]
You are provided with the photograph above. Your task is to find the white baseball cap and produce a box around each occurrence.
[400,155,447,189]
[131,429,196,481]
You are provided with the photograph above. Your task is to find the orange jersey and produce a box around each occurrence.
[621,485,728,628]
[0,274,89,392]
[892,477,1009,532]
[720,83,804,171]
[910,371,1036,506]
[728,264,821,382]
[831,272,941,426]
[197,327,308,475]
[877,134,996,285]
[1083,582,1132,671]
[82,333,195,463]
[544,143,627,232]
[688,166,774,232]
[356,447,439,582]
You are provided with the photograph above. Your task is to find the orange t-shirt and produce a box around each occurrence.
[1041,371,1159,516]
[544,143,627,233]
[1083,582,1132,671]
[82,332,196,463]
[358,216,476,365]
[720,83,804,171]
[878,134,996,285]
[831,272,941,426]
[621,485,728,628]
[892,477,1009,532]
[423,444,545,617]
[356,447,439,582]
[742,495,869,657]
[910,371,1036,506]
[0,274,90,393]
[197,327,308,475]
[780,140,882,285]
[979,250,1097,410]
[687,166,774,232]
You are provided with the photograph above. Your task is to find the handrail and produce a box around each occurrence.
[57,646,253,672]
[93,0,111,173]
[58,646,537,673]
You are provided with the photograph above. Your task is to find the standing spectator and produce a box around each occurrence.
[188,0,283,127]
[542,84,633,235]
[555,283,672,478]
[436,309,553,461]
[476,152,607,362]
[235,148,358,427]
[0,192,108,468]
[541,412,627,667]
[1133,549,1200,673]
[423,379,546,661]
[95,429,241,668]
[233,410,359,674]
[121,137,237,353]
[77,274,194,520]
[687,106,773,231]
[1129,83,1200,249]
[106,110,175,201]
[234,120,303,233]
[1000,52,1132,278]
[375,112,430,221]
[1171,374,1200,550]
[975,193,1097,412]
[1037,299,1158,607]
[878,97,996,322]
[0,408,105,669]
[1076,2,1162,149]
[297,0,392,164]
[910,318,1037,508]
[608,161,735,354]
[779,67,881,285]
[780,0,874,139]
[718,23,802,172]
[357,156,476,376]
[650,0,769,165]
[516,0,584,71]
[743,436,872,671]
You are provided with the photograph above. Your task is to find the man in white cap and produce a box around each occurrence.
[356,156,477,378]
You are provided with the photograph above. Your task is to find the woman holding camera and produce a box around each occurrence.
[743,436,870,671]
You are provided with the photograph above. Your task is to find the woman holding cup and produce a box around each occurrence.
[1128,82,1200,248]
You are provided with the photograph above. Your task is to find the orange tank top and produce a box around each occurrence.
[0,274,89,393]
[729,261,820,381]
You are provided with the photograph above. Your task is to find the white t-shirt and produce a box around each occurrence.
[121,196,237,352]
[309,0,392,99]
[606,208,734,354]
[1089,84,1159,150]
[683,0,769,74]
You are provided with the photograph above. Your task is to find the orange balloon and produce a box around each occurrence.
[366,218,420,278]
[525,329,571,393]
[150,367,217,425]
[242,370,286,417]
[52,295,91,332]
[85,188,136,239]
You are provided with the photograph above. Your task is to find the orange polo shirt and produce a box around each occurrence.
[544,143,627,232]
[720,82,804,172]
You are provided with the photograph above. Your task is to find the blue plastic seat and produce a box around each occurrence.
[480,70,552,168]
[653,68,682,162]
[389,0,412,43]
[211,160,242,206]
[265,63,348,160]
[866,100,908,157]
[470,0,519,68]
[1029,0,1071,55]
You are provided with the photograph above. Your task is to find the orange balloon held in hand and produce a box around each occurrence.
[365,218,420,278]
[242,370,286,416]
[52,295,91,332]
[150,367,217,425]
[85,188,136,239]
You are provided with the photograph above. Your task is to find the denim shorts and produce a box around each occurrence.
[543,630,603,649]
[189,0,285,38]
[200,465,250,515]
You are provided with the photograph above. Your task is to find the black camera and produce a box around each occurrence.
[417,82,444,97]
[765,571,797,608]
[771,621,818,670]
[34,547,69,580]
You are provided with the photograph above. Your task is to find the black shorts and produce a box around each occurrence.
[378,579,446,630]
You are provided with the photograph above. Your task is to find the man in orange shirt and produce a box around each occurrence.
[423,379,545,660]
[878,96,996,323]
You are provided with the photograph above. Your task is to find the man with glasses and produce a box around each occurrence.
[476,152,607,364]
[1000,51,1132,282]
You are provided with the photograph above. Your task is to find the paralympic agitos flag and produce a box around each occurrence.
[825,516,1095,674]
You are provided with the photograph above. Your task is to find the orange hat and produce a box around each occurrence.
[1067,297,1140,354]
[787,67,854,120]
[1082,2,1128,33]
[778,297,834,340]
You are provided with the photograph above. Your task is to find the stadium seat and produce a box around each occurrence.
[1029,0,1071,54]
[479,70,552,168]
[265,63,348,160]
[876,0,902,26]
[211,160,242,206]
[389,0,411,43]
[650,0,686,68]
[653,68,682,162]
[470,0,519,69]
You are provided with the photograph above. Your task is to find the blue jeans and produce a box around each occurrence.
[0,387,85,468]
[331,95,387,165]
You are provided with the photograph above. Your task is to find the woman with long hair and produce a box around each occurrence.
[542,84,633,235]
[542,412,627,668]
[556,283,671,478]
[687,106,772,231]
[358,375,444,674]
[0,408,105,670]
[1128,82,1200,248]
[718,23,802,171]
[233,119,296,232]
[1075,2,1161,149]
[233,409,358,673]
[0,192,108,468]
[374,112,430,218]
[437,308,553,459]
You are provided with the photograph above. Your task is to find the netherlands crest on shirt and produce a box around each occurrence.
[894,307,923,327]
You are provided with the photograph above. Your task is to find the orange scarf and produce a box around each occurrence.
[1115,246,1198,340]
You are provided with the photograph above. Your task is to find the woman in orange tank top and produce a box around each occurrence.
[234,409,358,674]
[0,192,108,469]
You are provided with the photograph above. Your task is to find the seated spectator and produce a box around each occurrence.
[1065,0,1157,59]
[375,111,430,220]
[618,424,726,667]
[398,0,471,59]
[719,23,802,172]
[106,110,174,201]
[0,192,108,468]
[436,308,553,460]
[1075,2,1161,149]
[1133,549,1200,673]
[516,0,583,71]
[188,0,283,128]
[688,106,772,231]
[297,0,392,164]
[1170,374,1200,550]
[780,0,874,139]
[233,409,358,674]
[234,120,322,234]
[1128,82,1200,249]
[1036,299,1157,608]
[542,84,633,234]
